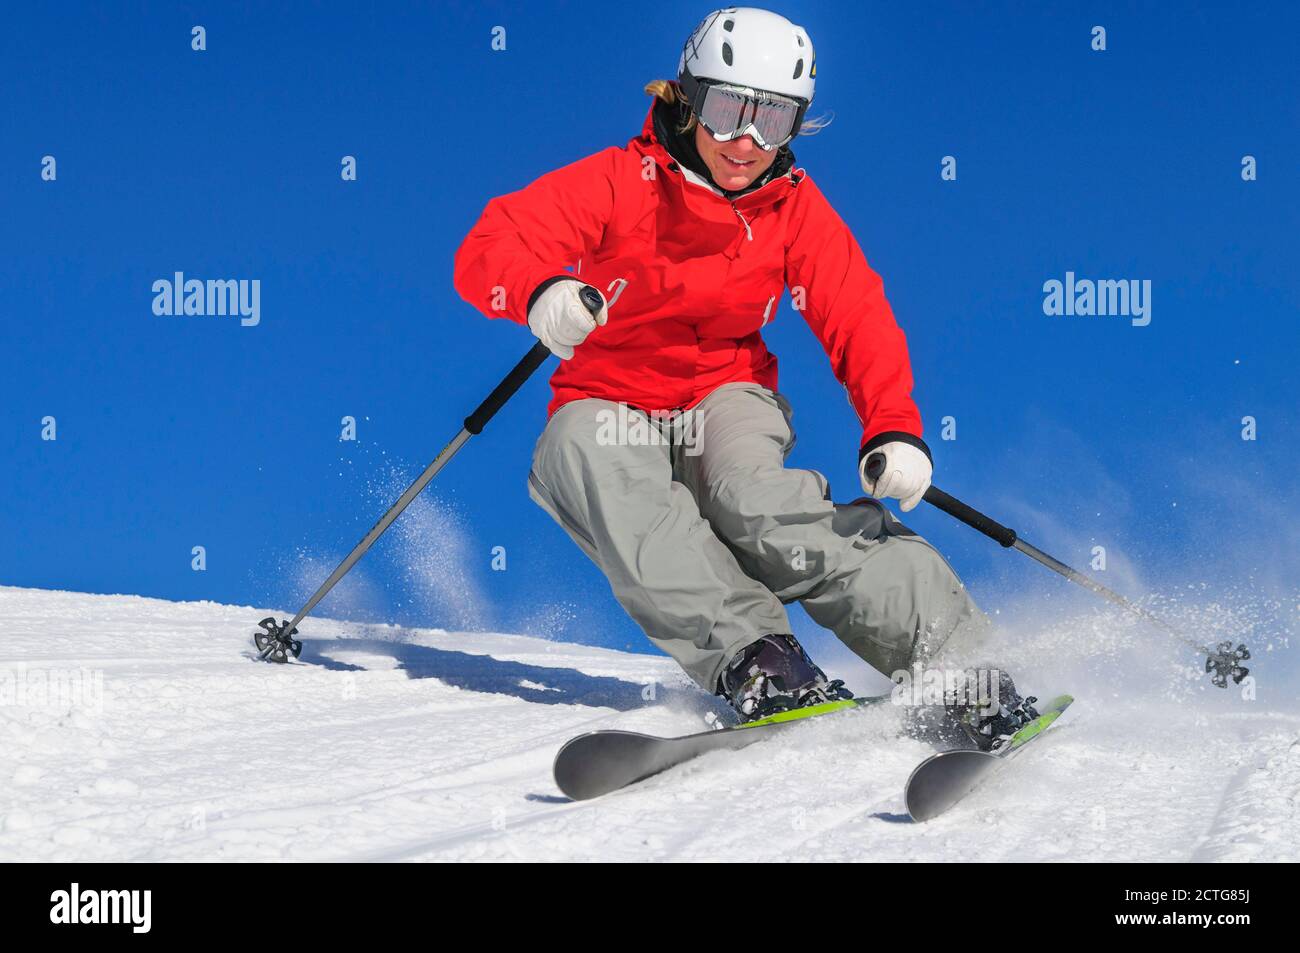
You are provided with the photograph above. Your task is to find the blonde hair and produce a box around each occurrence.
[643,79,832,138]
[644,79,698,134]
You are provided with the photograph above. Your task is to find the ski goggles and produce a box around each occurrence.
[692,81,807,151]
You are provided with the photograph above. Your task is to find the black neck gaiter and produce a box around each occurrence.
[651,94,795,200]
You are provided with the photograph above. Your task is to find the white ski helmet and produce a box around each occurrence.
[678,7,816,106]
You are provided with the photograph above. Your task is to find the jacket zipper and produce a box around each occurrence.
[732,205,753,241]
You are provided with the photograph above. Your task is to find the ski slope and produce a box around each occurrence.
[1,585,1297,862]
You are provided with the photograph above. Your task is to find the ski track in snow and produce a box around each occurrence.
[1,585,1296,862]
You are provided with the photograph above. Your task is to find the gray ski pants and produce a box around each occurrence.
[527,382,991,692]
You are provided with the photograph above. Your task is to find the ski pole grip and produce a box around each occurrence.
[864,452,1017,547]
[463,341,551,434]
[922,486,1018,548]
[463,286,604,435]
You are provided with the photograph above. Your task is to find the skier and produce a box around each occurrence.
[455,7,1031,742]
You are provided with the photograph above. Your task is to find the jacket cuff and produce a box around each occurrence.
[859,431,932,465]
[525,275,585,318]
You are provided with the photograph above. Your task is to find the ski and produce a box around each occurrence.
[553,692,1074,810]
[553,696,886,801]
[903,693,1074,822]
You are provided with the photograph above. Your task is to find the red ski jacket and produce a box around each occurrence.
[453,98,924,453]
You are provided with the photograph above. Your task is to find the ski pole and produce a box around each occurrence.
[254,286,605,662]
[864,453,1250,688]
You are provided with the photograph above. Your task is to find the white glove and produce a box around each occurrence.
[859,441,932,513]
[526,281,607,360]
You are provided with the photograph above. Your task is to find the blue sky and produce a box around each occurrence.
[2,2,1296,660]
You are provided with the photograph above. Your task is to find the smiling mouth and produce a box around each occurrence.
[722,155,755,168]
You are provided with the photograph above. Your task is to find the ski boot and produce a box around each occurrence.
[943,671,1039,752]
[718,634,852,722]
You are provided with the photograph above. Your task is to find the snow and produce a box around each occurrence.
[1,584,1297,862]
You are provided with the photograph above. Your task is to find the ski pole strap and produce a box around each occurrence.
[463,341,552,435]
[922,486,1018,548]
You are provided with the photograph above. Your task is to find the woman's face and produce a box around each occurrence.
[693,125,778,192]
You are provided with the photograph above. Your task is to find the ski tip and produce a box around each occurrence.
[903,749,995,823]
[904,691,1076,822]
[552,729,663,802]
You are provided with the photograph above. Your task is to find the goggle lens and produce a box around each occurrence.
[695,84,801,150]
